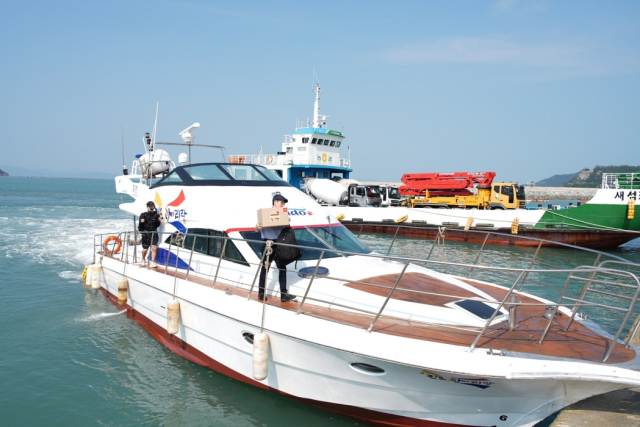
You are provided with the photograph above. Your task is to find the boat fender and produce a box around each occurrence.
[335,213,345,221]
[91,265,102,289]
[82,265,90,288]
[464,217,473,230]
[629,200,635,220]
[167,299,180,335]
[396,215,408,223]
[511,218,520,235]
[85,265,93,286]
[117,277,129,305]
[252,332,269,381]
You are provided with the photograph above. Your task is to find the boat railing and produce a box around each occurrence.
[227,153,350,168]
[93,227,640,363]
[602,172,640,190]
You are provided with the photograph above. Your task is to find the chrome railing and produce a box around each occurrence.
[93,226,640,363]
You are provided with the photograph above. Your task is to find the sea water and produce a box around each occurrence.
[1,177,639,426]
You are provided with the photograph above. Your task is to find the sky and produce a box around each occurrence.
[1,0,639,183]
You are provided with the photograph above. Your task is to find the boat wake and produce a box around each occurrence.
[79,310,127,322]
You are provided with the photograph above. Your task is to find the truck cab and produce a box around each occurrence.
[380,186,401,207]
[348,184,382,207]
[489,183,526,209]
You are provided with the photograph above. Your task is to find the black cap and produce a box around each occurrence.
[272,194,288,203]
[146,201,156,207]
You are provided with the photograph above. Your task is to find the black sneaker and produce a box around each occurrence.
[258,293,267,301]
[281,293,297,303]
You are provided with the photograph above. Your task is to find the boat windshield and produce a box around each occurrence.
[239,225,370,260]
[151,163,291,188]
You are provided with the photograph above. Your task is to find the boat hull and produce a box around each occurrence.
[94,258,634,427]
[342,221,640,250]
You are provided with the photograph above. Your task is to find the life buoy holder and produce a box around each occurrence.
[103,235,122,254]
[267,155,274,164]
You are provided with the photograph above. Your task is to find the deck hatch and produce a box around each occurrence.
[453,300,503,320]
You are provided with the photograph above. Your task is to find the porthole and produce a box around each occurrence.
[350,362,386,376]
[242,332,254,344]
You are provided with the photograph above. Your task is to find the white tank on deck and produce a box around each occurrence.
[139,149,172,176]
[306,178,348,206]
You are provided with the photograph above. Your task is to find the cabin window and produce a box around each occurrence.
[273,169,283,178]
[329,140,336,146]
[220,165,268,181]
[240,230,341,261]
[335,141,341,147]
[350,363,385,375]
[317,139,324,145]
[311,225,371,255]
[356,187,365,197]
[286,147,293,154]
[302,138,309,144]
[182,165,231,181]
[314,172,319,178]
[322,172,328,178]
[298,171,305,177]
[493,185,500,194]
[157,170,184,184]
[165,229,249,266]
[311,138,317,144]
[454,300,504,320]
[323,140,329,146]
[297,147,306,151]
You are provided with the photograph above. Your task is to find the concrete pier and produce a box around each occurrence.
[546,387,640,426]
[526,186,597,201]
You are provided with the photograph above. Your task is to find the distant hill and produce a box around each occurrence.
[564,165,640,188]
[0,168,8,177]
[535,172,579,187]
[0,164,115,179]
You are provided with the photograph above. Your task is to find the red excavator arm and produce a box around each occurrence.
[399,172,496,197]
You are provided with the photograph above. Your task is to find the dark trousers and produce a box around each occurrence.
[258,242,288,295]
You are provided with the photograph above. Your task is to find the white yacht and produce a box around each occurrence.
[88,123,640,427]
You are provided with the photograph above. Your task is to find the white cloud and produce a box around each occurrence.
[380,36,640,77]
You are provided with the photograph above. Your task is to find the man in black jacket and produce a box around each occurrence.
[139,201,161,266]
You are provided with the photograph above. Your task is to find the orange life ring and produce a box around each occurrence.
[267,155,274,164]
[239,156,245,164]
[322,153,327,162]
[103,235,122,254]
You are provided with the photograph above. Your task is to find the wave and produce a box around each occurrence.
[78,310,127,322]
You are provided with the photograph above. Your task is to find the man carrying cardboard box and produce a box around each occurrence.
[255,194,297,303]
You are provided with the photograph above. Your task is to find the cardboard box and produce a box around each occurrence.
[257,207,290,228]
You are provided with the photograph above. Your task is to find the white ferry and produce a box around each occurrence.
[228,83,352,191]
[86,121,640,427]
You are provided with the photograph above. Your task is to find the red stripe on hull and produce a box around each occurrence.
[99,287,490,427]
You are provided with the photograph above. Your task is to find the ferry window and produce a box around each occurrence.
[302,138,309,144]
[312,225,372,255]
[286,147,293,154]
[323,140,329,146]
[183,165,231,181]
[314,172,319,178]
[207,230,249,266]
[311,138,317,144]
[335,141,341,147]
[220,165,268,181]
[297,147,307,151]
[317,139,324,145]
[181,228,209,255]
[329,140,336,146]
[322,172,328,178]
[239,230,341,261]
[298,171,305,177]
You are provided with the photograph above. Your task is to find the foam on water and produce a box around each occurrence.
[78,310,127,322]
